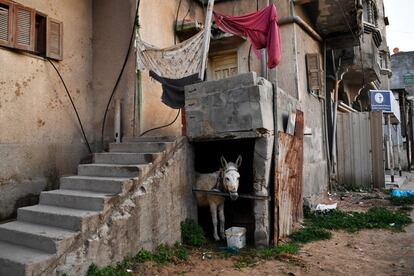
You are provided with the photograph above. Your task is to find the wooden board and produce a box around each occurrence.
[274,110,304,241]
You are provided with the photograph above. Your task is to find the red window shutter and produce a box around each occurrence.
[13,4,35,51]
[0,0,13,47]
[46,17,63,60]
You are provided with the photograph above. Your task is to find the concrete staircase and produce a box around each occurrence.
[0,137,176,276]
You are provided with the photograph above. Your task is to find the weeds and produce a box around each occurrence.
[233,256,256,270]
[180,219,206,247]
[87,243,189,275]
[134,249,152,263]
[399,205,414,212]
[255,243,299,259]
[289,227,331,243]
[307,207,412,232]
[389,196,414,206]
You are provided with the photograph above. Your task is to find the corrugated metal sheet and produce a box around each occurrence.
[337,112,384,189]
[275,111,304,240]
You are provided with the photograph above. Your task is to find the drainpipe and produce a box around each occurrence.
[114,99,121,143]
[278,16,322,42]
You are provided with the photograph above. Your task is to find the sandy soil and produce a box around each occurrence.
[132,193,414,276]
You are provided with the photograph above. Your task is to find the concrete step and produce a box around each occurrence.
[78,163,149,178]
[109,142,172,153]
[18,205,100,232]
[60,175,131,194]
[0,241,54,276]
[93,152,161,165]
[0,221,77,254]
[122,136,176,143]
[39,189,111,211]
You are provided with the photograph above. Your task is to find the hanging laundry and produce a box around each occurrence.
[213,4,281,69]
[149,71,201,109]
[137,30,204,108]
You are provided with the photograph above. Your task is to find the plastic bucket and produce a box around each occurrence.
[225,227,246,249]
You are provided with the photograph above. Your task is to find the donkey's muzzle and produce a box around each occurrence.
[230,192,239,201]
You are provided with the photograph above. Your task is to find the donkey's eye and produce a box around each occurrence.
[225,177,229,181]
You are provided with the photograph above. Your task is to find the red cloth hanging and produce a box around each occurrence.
[213,4,281,69]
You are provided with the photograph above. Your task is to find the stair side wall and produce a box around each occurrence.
[54,140,197,275]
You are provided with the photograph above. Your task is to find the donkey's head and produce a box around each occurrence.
[220,155,242,201]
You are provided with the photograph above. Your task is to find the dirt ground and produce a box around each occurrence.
[133,191,414,276]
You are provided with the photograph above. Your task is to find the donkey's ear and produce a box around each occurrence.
[235,155,242,167]
[220,156,227,168]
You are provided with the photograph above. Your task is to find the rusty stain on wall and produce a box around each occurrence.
[275,110,304,241]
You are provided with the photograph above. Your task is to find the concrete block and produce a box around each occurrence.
[185,72,258,97]
[93,152,161,165]
[40,189,111,211]
[60,176,131,194]
[122,136,176,143]
[109,142,171,153]
[18,205,100,232]
[0,221,77,254]
[0,241,54,276]
[185,74,274,139]
[78,164,149,178]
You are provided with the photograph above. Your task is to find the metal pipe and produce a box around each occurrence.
[192,189,270,201]
[114,99,121,143]
[278,16,323,42]
[199,0,215,80]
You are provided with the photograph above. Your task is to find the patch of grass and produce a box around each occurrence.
[180,219,206,247]
[255,243,299,259]
[399,205,414,212]
[389,196,414,206]
[308,207,412,232]
[87,243,190,275]
[233,256,256,270]
[289,227,332,243]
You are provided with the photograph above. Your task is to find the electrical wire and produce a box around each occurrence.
[175,0,183,45]
[139,109,181,136]
[101,0,140,146]
[47,59,92,154]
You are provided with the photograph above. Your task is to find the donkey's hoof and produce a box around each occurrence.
[214,235,220,241]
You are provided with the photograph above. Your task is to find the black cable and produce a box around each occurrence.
[47,59,92,154]
[175,0,183,45]
[101,0,140,147]
[139,109,181,137]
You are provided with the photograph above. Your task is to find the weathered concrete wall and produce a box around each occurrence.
[391,52,414,96]
[55,139,196,275]
[91,0,137,142]
[0,0,93,220]
[274,3,329,204]
[137,0,204,136]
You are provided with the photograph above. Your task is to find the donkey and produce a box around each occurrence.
[195,155,242,240]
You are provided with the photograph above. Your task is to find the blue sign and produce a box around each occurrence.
[370,91,391,112]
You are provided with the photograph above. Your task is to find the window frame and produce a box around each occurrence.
[0,0,63,60]
[0,0,14,47]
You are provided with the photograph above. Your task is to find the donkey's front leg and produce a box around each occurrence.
[209,203,220,241]
[218,203,225,239]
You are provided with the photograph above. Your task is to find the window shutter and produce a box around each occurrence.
[0,0,13,47]
[46,17,62,60]
[13,4,35,51]
[306,53,321,94]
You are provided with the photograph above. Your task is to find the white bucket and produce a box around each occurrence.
[225,227,246,249]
